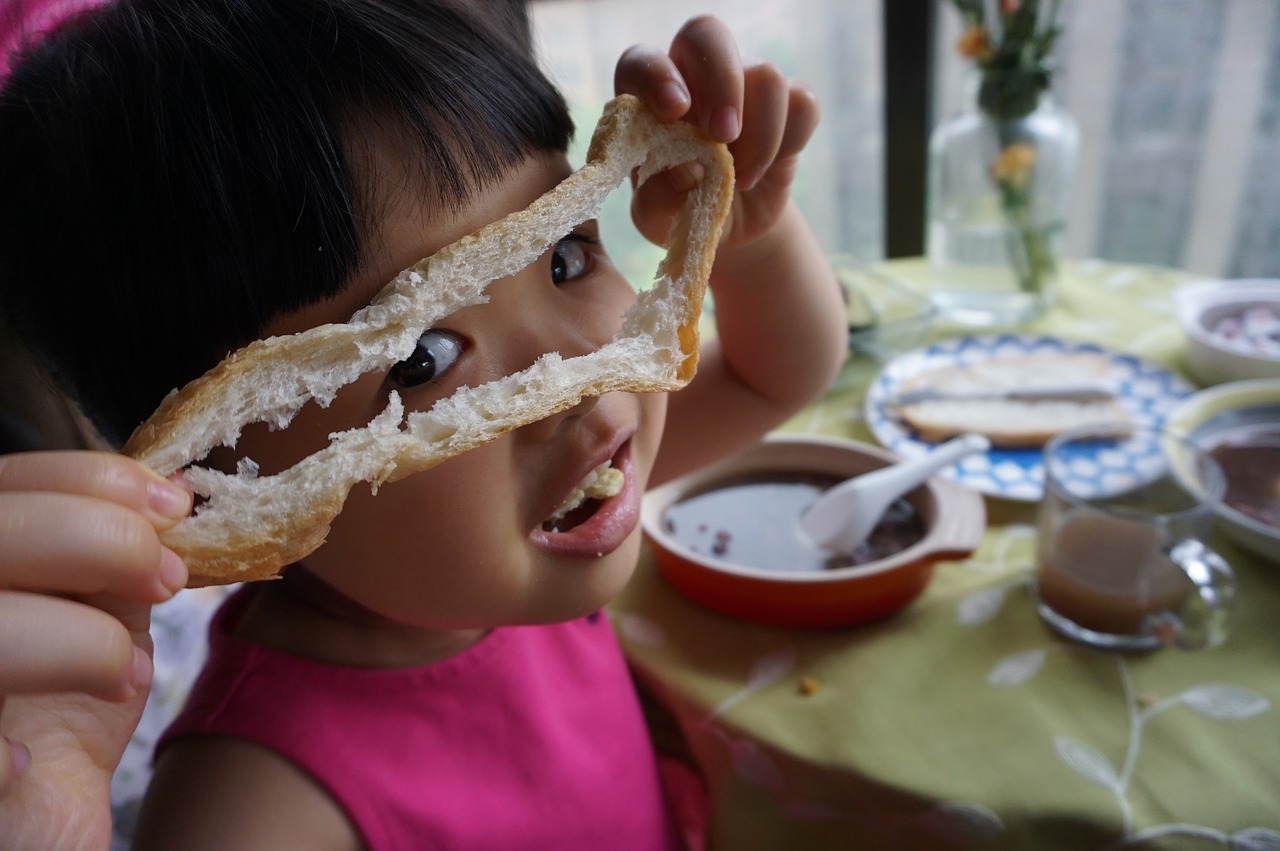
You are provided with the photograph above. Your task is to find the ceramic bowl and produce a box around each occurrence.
[641,435,986,628]
[1174,280,1280,386]
[1166,379,1280,563]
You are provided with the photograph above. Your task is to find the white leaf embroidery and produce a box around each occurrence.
[701,646,798,725]
[746,646,798,690]
[987,648,1047,687]
[615,613,664,648]
[991,524,1037,565]
[1180,683,1271,720]
[957,587,1006,625]
[1231,827,1280,851]
[729,738,785,792]
[915,802,1005,843]
[1055,737,1119,791]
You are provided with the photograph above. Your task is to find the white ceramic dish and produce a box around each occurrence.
[1174,280,1280,386]
[1165,379,1280,564]
[865,334,1197,501]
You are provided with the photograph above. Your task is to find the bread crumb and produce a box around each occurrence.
[799,676,820,696]
[548,462,624,522]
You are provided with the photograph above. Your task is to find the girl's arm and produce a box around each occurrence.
[134,738,364,851]
[615,16,848,484]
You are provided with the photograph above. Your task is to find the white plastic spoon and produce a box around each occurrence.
[799,433,991,555]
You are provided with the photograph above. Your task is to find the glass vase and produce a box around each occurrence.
[926,90,1079,327]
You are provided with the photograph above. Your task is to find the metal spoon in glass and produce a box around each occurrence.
[799,433,991,555]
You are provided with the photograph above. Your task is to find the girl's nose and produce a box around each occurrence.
[485,278,613,440]
[483,277,623,377]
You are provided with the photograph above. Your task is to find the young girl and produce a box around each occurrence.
[0,0,846,847]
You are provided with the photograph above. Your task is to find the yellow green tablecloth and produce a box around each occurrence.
[613,260,1280,849]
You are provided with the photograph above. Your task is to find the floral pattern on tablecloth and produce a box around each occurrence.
[951,540,1279,849]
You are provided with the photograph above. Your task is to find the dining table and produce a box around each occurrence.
[610,259,1280,850]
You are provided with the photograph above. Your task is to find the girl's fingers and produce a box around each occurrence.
[730,63,790,191]
[745,82,822,194]
[614,44,691,121]
[629,161,707,246]
[0,491,186,601]
[668,15,744,142]
[0,451,192,530]
[0,592,148,701]
[777,82,822,160]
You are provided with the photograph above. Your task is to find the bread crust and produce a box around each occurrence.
[124,95,734,585]
[890,352,1130,449]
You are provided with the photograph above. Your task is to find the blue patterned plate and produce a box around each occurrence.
[864,334,1198,501]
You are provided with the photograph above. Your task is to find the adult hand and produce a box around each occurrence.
[0,451,189,850]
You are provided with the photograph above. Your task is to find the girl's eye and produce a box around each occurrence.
[387,330,465,389]
[550,234,594,285]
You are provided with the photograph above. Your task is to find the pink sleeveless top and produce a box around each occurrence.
[157,586,686,850]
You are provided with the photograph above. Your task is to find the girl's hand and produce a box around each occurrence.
[614,14,820,253]
[0,451,190,850]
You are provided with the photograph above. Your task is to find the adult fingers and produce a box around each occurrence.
[0,732,32,797]
[614,43,692,122]
[0,491,186,601]
[0,592,149,701]
[0,451,192,530]
[668,15,744,143]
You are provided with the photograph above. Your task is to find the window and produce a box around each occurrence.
[529,0,885,284]
[532,0,1280,279]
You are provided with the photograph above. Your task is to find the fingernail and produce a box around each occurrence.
[159,547,188,594]
[666,161,705,193]
[131,645,154,694]
[7,739,31,780]
[711,106,739,141]
[148,478,192,520]
[658,80,690,113]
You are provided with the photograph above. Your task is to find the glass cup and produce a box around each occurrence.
[1035,423,1237,650]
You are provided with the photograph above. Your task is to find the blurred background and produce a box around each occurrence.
[527,0,1280,285]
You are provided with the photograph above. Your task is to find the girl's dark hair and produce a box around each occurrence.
[0,0,572,446]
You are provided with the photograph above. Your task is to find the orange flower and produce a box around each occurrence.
[989,143,1038,186]
[955,25,991,61]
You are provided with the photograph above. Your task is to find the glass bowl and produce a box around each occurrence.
[835,258,937,361]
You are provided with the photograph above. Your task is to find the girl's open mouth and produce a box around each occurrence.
[540,461,625,533]
[530,441,641,558]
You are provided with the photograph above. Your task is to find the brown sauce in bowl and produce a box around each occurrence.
[1208,425,1280,530]
[661,472,926,572]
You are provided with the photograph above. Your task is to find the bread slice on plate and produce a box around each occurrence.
[888,352,1130,448]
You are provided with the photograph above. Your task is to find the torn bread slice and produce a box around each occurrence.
[124,95,734,585]
[890,352,1130,448]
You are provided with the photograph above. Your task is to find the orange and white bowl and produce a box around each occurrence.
[641,435,986,628]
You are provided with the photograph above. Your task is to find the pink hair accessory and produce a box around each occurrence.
[0,0,104,85]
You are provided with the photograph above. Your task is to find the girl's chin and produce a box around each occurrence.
[533,533,644,623]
